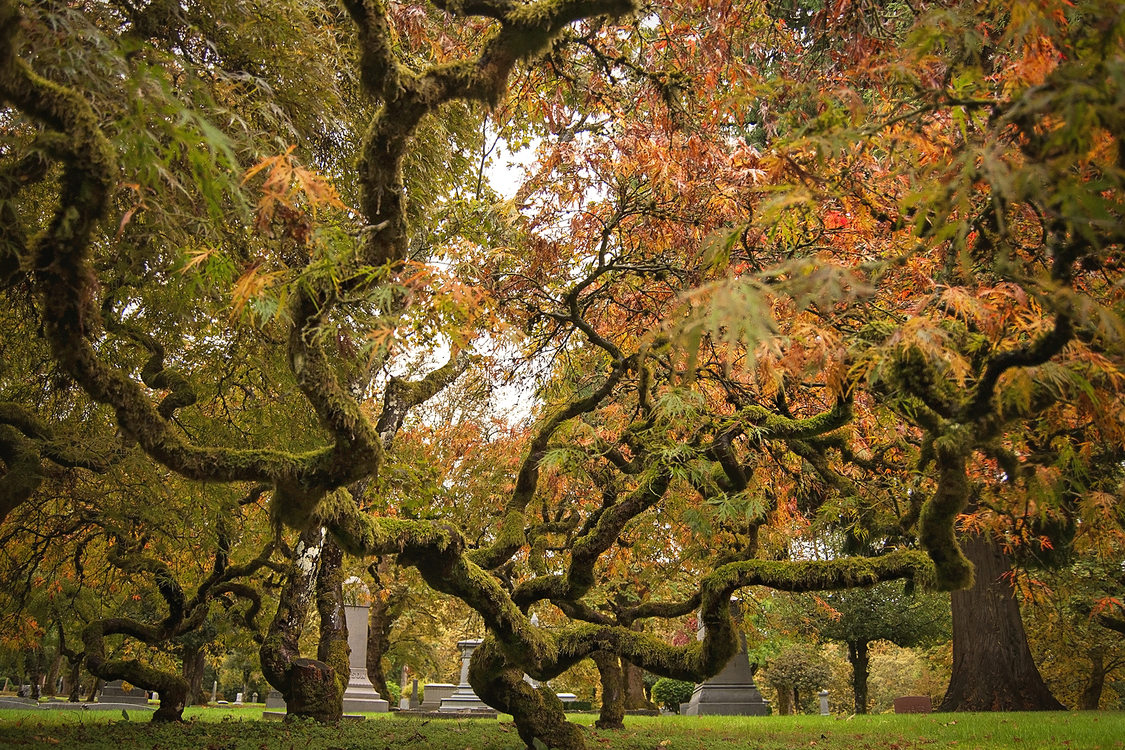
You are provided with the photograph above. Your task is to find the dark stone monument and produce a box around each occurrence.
[683,601,770,716]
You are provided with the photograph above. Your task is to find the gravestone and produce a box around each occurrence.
[234,692,244,705]
[99,680,150,706]
[341,604,389,713]
[419,683,456,711]
[265,690,285,710]
[893,696,932,714]
[683,601,770,716]
[211,680,218,702]
[819,690,829,716]
[0,696,39,710]
[438,639,496,714]
[409,679,419,709]
[251,692,258,703]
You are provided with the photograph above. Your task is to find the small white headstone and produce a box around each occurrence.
[234,692,244,705]
[819,690,829,716]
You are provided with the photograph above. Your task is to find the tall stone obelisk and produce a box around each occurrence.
[342,605,389,713]
[683,601,770,716]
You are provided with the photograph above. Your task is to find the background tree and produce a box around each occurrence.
[795,582,949,714]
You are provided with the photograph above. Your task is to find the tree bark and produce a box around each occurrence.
[939,531,1064,711]
[365,556,404,701]
[847,639,870,714]
[622,658,655,710]
[44,651,62,697]
[182,645,206,705]
[1079,647,1106,710]
[773,684,792,715]
[593,651,625,729]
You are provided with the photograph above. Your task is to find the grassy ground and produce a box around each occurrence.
[0,705,1122,749]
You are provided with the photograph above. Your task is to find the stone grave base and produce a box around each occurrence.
[262,710,365,721]
[0,697,39,710]
[394,708,498,719]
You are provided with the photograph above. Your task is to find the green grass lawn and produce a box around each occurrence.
[0,705,1122,749]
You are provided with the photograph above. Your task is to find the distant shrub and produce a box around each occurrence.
[651,678,695,713]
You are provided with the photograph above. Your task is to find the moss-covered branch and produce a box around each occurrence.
[377,349,472,449]
[0,3,382,517]
[469,366,628,570]
[512,467,671,609]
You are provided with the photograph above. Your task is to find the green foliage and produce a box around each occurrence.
[649,677,694,713]
[762,644,832,697]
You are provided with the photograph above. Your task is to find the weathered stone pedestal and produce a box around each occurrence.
[342,605,389,714]
[439,639,496,715]
[683,603,770,716]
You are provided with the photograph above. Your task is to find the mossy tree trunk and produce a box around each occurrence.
[365,556,406,701]
[313,536,348,718]
[261,524,336,720]
[940,531,1064,711]
[470,637,586,750]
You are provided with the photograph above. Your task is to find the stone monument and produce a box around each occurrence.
[419,683,456,711]
[683,601,770,716]
[341,604,389,713]
[99,680,150,706]
[438,639,496,714]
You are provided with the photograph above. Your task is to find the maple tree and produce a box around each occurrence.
[2,0,1124,746]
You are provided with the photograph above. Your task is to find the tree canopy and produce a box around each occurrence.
[2,0,1124,746]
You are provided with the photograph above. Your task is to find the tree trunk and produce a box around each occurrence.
[622,657,655,710]
[1079,647,1107,710]
[261,523,325,714]
[66,660,81,702]
[847,639,871,714]
[470,637,584,750]
[366,556,404,701]
[773,684,792,715]
[940,531,1064,711]
[592,651,625,730]
[27,648,42,699]
[182,645,206,705]
[44,651,62,697]
[312,536,347,718]
[151,679,188,722]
